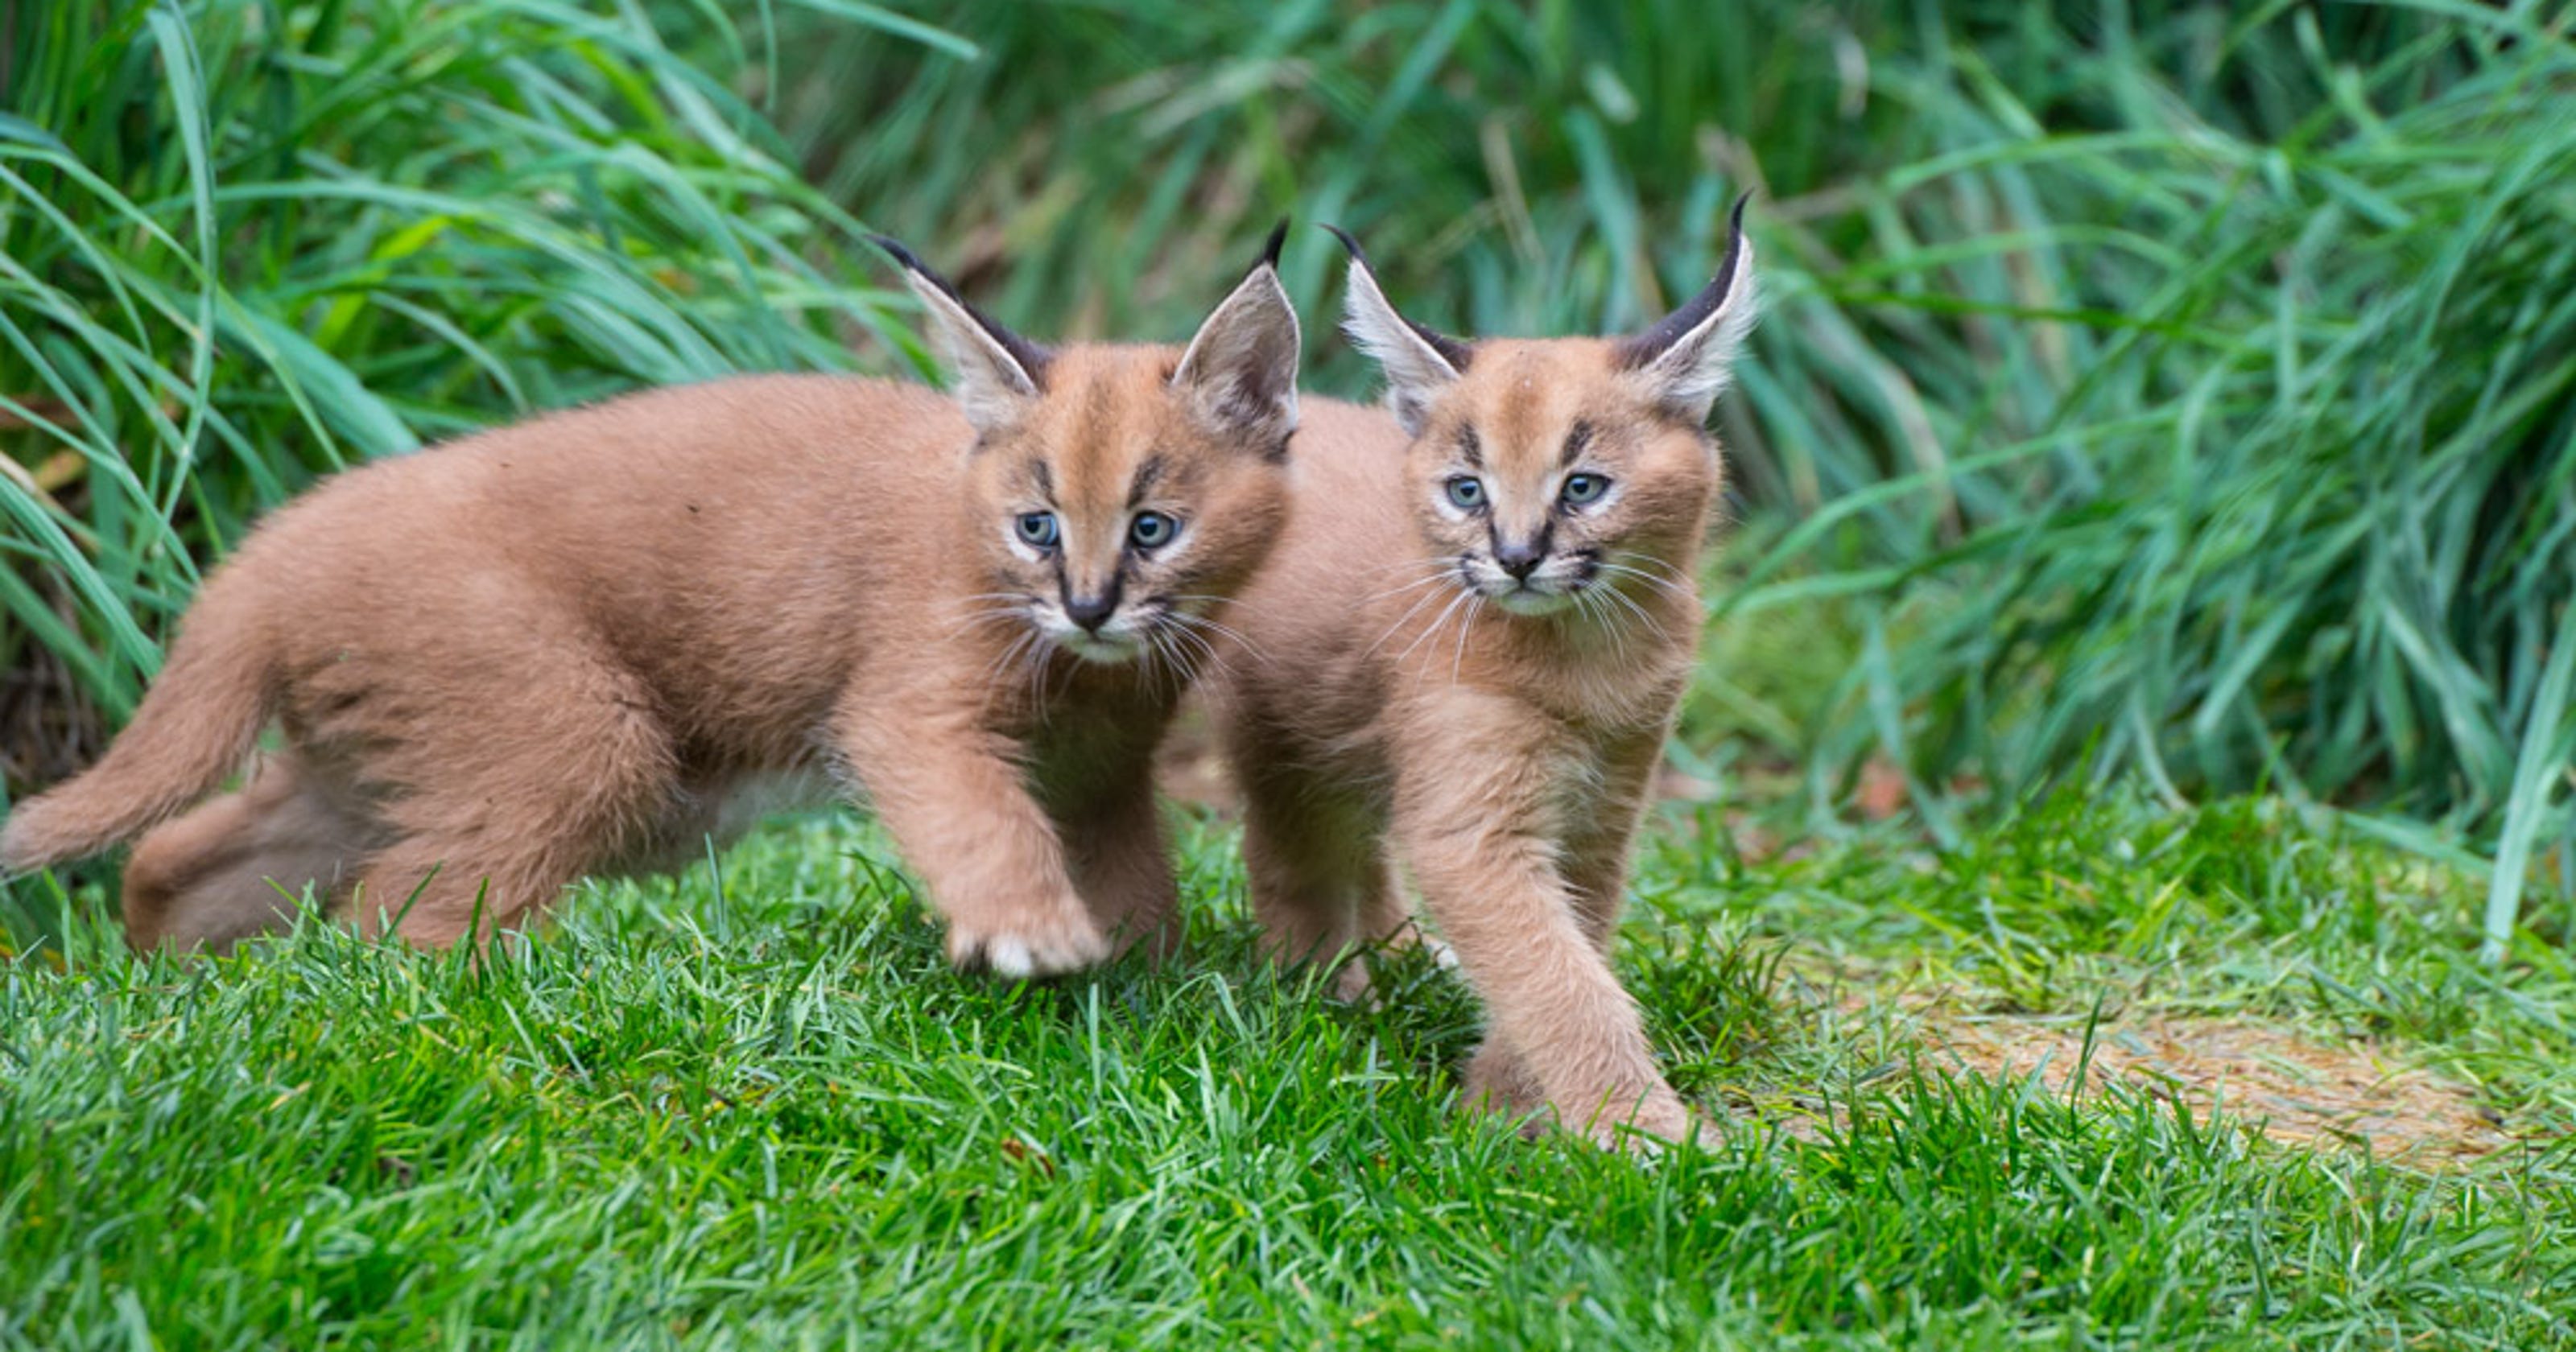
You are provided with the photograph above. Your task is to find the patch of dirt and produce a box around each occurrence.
[1893,999,2514,1164]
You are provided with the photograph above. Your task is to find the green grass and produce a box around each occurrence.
[6,798,2572,1349]
[7,6,2576,1341]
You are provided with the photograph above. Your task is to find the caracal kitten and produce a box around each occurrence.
[1213,204,1756,1148]
[2,230,1302,973]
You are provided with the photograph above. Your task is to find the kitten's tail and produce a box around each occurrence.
[2,579,273,874]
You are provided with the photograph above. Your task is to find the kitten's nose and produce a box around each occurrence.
[1493,540,1546,580]
[1063,593,1117,633]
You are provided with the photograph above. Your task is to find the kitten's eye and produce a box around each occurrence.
[1445,476,1487,511]
[1560,473,1611,505]
[1129,511,1178,550]
[1014,512,1060,548]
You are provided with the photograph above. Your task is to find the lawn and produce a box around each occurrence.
[6,792,2571,1349]
[6,0,2576,1346]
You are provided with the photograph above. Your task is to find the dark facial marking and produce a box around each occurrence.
[1128,454,1167,508]
[1561,419,1596,468]
[1457,424,1484,470]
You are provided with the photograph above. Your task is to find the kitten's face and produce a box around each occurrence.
[1406,340,1717,617]
[878,228,1301,669]
[1327,207,1755,624]
[966,348,1290,665]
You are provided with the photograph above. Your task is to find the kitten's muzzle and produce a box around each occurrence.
[1063,591,1117,633]
[1036,597,1148,664]
[1461,549,1598,616]
[1463,551,1591,597]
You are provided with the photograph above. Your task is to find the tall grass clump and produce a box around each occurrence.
[775,0,2574,941]
[1739,2,2576,948]
[0,0,939,794]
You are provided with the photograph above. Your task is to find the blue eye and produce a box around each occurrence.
[1129,511,1178,550]
[1015,512,1059,547]
[1445,476,1487,510]
[1561,473,1611,505]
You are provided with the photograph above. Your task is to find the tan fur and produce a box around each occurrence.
[2,248,1300,972]
[1215,224,1756,1151]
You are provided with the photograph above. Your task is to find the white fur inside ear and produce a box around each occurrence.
[1174,265,1302,443]
[1632,240,1761,426]
[1340,258,1462,437]
[901,273,1040,434]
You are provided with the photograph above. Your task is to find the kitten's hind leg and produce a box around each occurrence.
[1059,776,1182,962]
[1236,767,1392,996]
[122,753,382,954]
[340,646,674,947]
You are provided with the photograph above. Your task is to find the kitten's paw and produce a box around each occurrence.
[1593,1095,1713,1157]
[947,905,1112,979]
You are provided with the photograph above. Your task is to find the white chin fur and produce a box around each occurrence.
[1060,634,1144,665]
[1490,588,1576,616]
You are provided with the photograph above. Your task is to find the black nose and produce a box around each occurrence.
[1063,594,1117,633]
[1493,540,1546,580]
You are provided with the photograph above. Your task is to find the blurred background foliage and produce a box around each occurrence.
[2,0,2570,942]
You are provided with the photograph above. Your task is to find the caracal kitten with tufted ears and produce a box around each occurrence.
[2,229,1302,972]
[1212,203,1757,1149]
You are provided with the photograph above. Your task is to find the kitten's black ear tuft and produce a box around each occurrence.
[864,233,931,278]
[1173,223,1303,449]
[1612,193,1760,425]
[1323,225,1472,436]
[871,233,1054,435]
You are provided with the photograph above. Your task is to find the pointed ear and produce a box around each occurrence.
[870,234,1053,435]
[1172,219,1302,450]
[1613,193,1760,426]
[1323,225,1472,437]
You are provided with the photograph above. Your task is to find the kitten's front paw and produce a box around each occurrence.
[946,903,1111,979]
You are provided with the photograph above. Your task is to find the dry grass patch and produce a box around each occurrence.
[1883,995,2517,1164]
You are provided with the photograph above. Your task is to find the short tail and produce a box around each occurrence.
[2,588,272,873]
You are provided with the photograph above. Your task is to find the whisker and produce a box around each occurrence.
[1594,582,1670,645]
[1448,594,1482,686]
[1595,558,1695,604]
[1162,607,1259,645]
[1165,624,1228,686]
[1365,579,1465,661]
[1397,587,1476,682]
[1579,585,1636,668]
[979,629,1045,724]
[1354,568,1454,607]
[1144,628,1185,690]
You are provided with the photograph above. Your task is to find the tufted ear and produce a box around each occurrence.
[1172,219,1302,450]
[1322,225,1472,437]
[870,234,1054,435]
[1612,193,1760,426]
